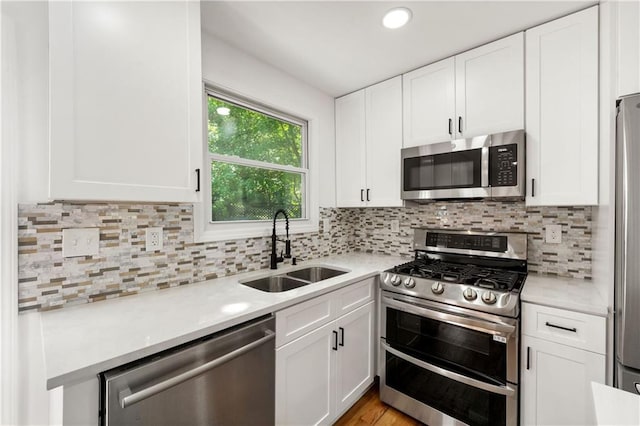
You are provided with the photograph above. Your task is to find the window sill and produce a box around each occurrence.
[194,218,319,243]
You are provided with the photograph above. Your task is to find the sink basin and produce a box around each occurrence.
[286,267,348,283]
[240,266,350,292]
[240,276,310,293]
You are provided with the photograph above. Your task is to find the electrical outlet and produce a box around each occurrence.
[323,218,331,233]
[62,228,99,258]
[390,220,400,233]
[545,225,562,244]
[146,227,163,251]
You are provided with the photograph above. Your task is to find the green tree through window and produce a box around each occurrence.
[207,94,307,222]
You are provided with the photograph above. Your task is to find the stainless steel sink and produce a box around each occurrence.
[286,266,348,283]
[240,266,349,292]
[240,275,310,293]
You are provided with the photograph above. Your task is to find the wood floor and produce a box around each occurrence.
[334,384,424,426]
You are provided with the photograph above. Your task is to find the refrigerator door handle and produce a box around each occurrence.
[615,94,640,371]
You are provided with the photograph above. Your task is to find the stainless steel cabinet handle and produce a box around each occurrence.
[448,118,452,135]
[360,189,364,202]
[339,327,345,347]
[382,342,516,397]
[366,189,370,202]
[195,168,201,192]
[458,116,462,134]
[120,330,275,409]
[545,322,577,333]
[332,330,339,351]
[526,346,531,370]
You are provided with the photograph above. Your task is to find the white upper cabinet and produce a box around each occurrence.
[402,33,524,147]
[49,1,202,202]
[365,76,403,207]
[335,76,403,208]
[455,33,524,138]
[402,57,456,146]
[335,90,366,208]
[525,6,598,206]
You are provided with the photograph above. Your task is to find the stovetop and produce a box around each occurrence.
[389,258,525,292]
[381,228,529,318]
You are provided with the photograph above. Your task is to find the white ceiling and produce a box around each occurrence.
[201,1,597,97]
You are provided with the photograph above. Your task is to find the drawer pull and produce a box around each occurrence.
[545,322,577,333]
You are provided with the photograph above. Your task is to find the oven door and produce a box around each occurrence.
[380,293,518,426]
[401,136,490,201]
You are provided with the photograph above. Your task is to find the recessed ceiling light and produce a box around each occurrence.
[382,7,412,29]
[216,107,230,116]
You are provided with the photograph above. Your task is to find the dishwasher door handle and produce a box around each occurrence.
[120,329,275,409]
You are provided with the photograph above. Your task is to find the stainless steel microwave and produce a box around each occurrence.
[401,130,525,202]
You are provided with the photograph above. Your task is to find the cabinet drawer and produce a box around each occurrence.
[334,278,375,316]
[276,292,333,348]
[522,303,606,354]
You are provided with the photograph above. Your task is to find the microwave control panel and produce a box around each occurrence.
[489,144,518,187]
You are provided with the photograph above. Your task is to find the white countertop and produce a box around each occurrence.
[591,382,640,425]
[521,273,609,317]
[37,253,403,389]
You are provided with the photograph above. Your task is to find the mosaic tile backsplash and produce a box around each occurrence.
[18,201,592,312]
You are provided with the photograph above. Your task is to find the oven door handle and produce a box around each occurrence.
[382,296,515,337]
[382,342,516,397]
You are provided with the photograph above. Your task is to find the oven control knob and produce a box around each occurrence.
[431,282,444,295]
[404,278,416,288]
[463,287,478,301]
[482,291,497,305]
[390,275,401,286]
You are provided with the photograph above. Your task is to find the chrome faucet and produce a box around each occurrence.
[271,209,292,269]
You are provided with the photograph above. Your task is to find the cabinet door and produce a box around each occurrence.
[365,77,403,207]
[617,1,640,97]
[334,302,375,417]
[455,33,524,138]
[525,6,598,206]
[521,335,605,426]
[49,1,202,202]
[335,90,366,207]
[276,321,335,425]
[402,57,456,147]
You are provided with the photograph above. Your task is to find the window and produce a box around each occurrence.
[205,88,308,224]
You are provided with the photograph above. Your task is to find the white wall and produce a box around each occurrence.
[200,32,336,208]
[2,3,51,424]
[4,1,48,203]
[592,0,640,385]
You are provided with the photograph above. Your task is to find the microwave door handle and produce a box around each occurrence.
[382,296,515,337]
[481,147,489,188]
[382,342,516,397]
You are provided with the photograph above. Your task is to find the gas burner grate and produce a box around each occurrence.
[391,259,522,292]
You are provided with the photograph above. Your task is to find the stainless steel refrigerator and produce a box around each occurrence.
[615,93,640,395]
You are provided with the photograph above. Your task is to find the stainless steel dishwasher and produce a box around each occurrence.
[100,315,275,425]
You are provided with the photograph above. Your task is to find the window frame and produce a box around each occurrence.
[195,85,316,242]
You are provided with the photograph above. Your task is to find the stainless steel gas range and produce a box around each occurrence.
[379,228,528,426]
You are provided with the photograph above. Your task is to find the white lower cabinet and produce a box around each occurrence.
[334,302,375,415]
[521,303,606,426]
[276,320,335,425]
[275,280,375,425]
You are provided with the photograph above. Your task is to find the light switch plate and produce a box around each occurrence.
[322,218,331,233]
[545,225,562,244]
[146,227,163,251]
[63,228,100,258]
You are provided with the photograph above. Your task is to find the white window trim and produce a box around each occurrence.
[194,84,318,242]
